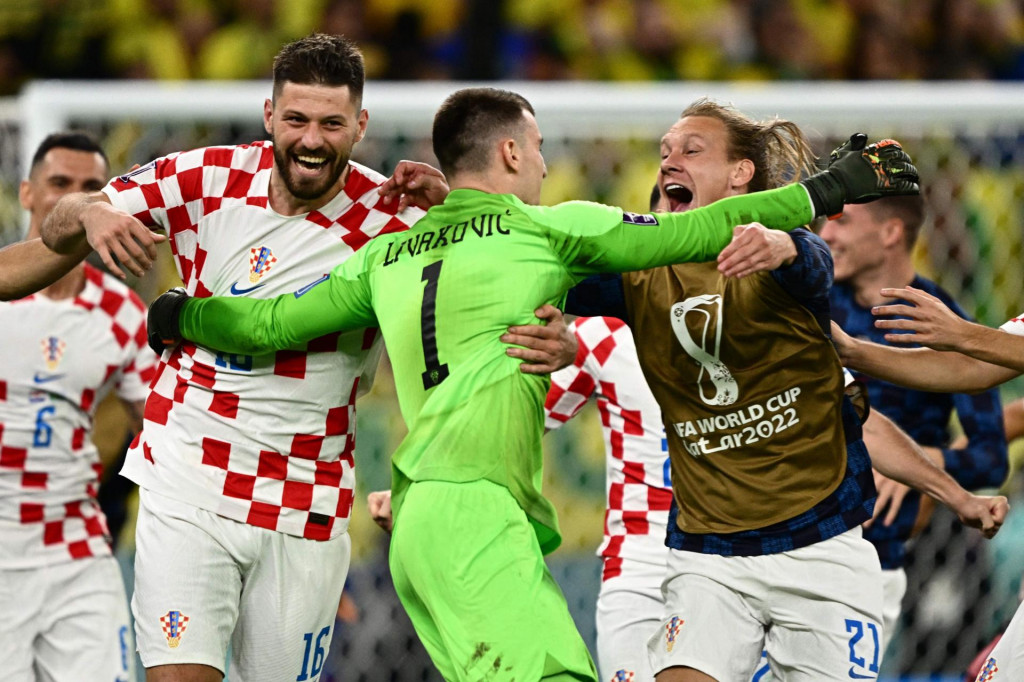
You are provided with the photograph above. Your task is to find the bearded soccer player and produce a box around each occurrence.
[40,34,438,682]
[0,131,155,681]
[144,86,924,681]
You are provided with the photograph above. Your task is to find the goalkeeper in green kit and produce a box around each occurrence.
[148,87,918,681]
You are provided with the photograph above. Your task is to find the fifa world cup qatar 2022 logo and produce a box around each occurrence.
[671,295,738,406]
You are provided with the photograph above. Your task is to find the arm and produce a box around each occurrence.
[0,238,90,300]
[874,286,1024,375]
[41,192,165,279]
[832,321,1019,393]
[863,409,1008,538]
[171,263,377,355]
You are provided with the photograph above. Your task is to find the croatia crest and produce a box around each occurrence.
[613,670,635,681]
[665,615,684,652]
[40,336,66,370]
[160,610,189,648]
[249,245,278,284]
[975,656,998,682]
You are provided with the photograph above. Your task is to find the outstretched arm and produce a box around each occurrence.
[832,321,1018,393]
[41,192,165,279]
[864,409,1008,539]
[0,238,91,300]
[874,286,1024,375]
[152,262,377,356]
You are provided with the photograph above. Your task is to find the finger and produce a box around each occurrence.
[506,346,553,364]
[883,492,903,526]
[107,242,143,277]
[518,360,557,375]
[871,304,917,318]
[133,225,162,261]
[873,318,918,330]
[503,327,558,342]
[97,248,128,279]
[534,304,561,321]
[993,498,1010,524]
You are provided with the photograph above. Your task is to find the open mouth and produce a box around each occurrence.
[294,154,329,173]
[663,183,694,212]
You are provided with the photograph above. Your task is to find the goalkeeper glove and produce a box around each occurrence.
[800,133,920,219]
[147,287,189,355]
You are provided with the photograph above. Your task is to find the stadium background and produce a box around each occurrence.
[2,1,1024,680]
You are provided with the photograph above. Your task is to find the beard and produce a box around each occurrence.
[271,137,350,201]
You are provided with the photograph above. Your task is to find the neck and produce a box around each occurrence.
[849,257,916,308]
[39,263,86,301]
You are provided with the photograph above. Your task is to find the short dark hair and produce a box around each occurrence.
[432,88,535,177]
[272,33,365,106]
[865,194,926,249]
[30,131,108,176]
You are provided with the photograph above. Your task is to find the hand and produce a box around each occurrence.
[951,493,1009,539]
[147,287,189,355]
[501,304,577,375]
[871,286,974,351]
[829,320,856,363]
[82,201,166,278]
[864,470,911,529]
[800,134,919,218]
[367,490,393,533]
[717,223,797,278]
[378,161,450,211]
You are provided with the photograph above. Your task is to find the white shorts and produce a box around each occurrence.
[596,556,666,681]
[976,600,1024,681]
[133,487,351,681]
[0,555,134,682]
[880,567,907,652]
[649,527,884,681]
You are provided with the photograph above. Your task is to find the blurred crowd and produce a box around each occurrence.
[2,0,1024,95]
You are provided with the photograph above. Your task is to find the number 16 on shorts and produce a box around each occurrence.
[296,625,331,681]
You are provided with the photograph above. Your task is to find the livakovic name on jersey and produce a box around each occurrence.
[382,212,510,267]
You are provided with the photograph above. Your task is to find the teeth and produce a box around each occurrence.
[297,155,326,165]
[666,183,685,191]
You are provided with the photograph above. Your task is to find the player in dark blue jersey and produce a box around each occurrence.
[822,196,1008,650]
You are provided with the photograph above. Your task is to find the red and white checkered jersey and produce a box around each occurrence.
[0,265,155,568]
[544,316,672,578]
[104,142,422,540]
[1001,313,1024,336]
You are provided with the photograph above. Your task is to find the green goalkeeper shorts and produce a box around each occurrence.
[389,479,598,682]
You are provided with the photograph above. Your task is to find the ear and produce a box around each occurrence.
[18,179,32,212]
[500,137,519,172]
[263,98,274,136]
[880,218,905,249]
[731,158,755,189]
[354,109,369,144]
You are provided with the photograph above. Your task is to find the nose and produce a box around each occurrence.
[301,123,324,149]
[661,151,681,175]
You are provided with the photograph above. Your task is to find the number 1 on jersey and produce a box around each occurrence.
[420,260,450,390]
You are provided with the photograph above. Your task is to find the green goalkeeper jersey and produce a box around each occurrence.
[179,185,813,553]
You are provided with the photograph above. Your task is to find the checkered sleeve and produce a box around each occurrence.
[1000,312,1024,336]
[544,320,598,431]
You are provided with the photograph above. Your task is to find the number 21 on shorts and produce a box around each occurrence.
[845,618,880,679]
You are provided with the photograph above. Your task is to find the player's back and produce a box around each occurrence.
[361,188,581,551]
